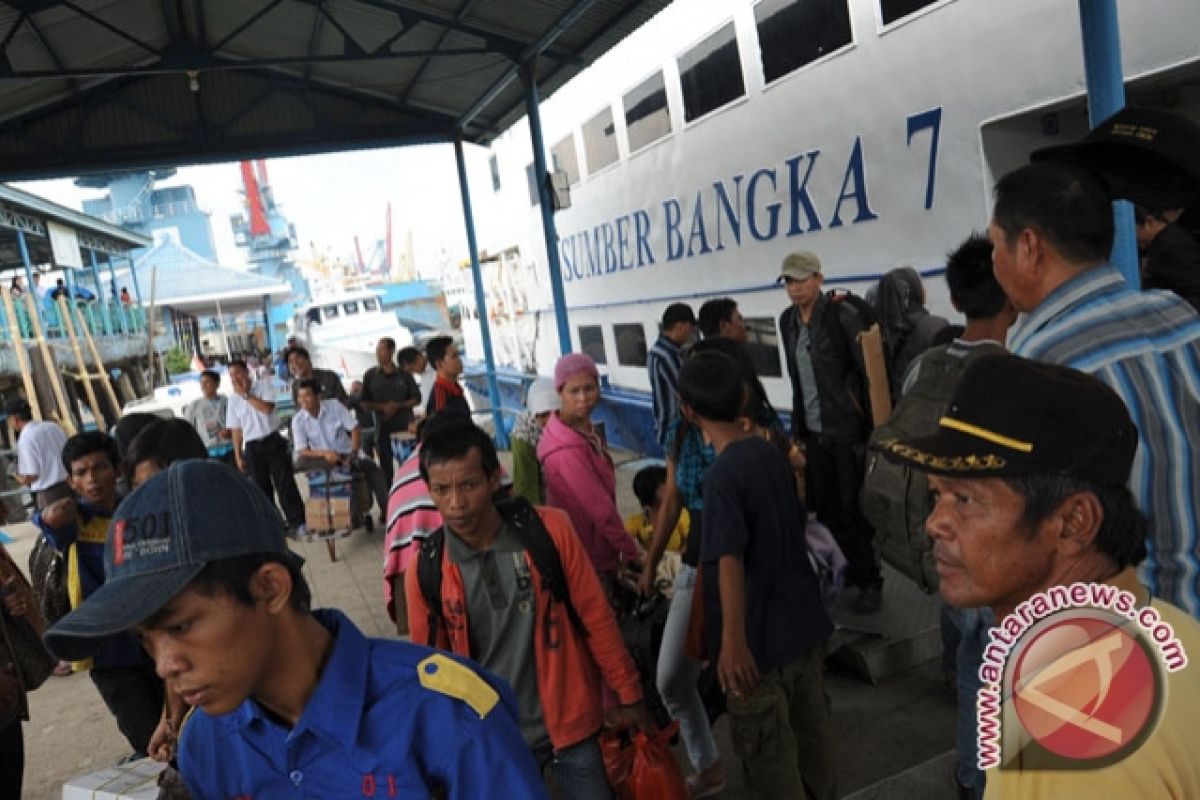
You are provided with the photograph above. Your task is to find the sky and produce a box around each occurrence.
[13,143,478,279]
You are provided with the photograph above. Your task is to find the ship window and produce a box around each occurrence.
[880,0,941,25]
[756,0,852,82]
[578,325,607,365]
[582,107,619,174]
[342,302,360,315]
[614,323,648,367]
[624,71,672,152]
[489,154,501,192]
[305,308,321,326]
[678,22,745,123]
[525,163,540,206]
[322,304,340,319]
[744,317,783,378]
[552,135,581,186]
[363,298,379,312]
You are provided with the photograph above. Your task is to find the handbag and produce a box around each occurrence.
[0,547,56,695]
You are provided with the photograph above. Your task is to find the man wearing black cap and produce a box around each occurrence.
[45,460,547,799]
[647,302,696,446]
[3,397,70,509]
[990,153,1200,618]
[878,353,1200,797]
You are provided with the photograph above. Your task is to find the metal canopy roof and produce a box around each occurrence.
[0,0,672,181]
[0,182,151,270]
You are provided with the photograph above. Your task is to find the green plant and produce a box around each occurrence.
[163,346,191,375]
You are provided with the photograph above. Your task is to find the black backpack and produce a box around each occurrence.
[416,496,587,647]
[861,342,1003,591]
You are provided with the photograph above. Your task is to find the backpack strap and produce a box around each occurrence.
[497,496,589,639]
[416,528,447,648]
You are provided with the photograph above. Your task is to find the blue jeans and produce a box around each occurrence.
[657,564,721,774]
[536,736,612,800]
[945,605,993,799]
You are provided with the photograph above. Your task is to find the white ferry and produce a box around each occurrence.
[288,288,414,379]
[461,0,1200,452]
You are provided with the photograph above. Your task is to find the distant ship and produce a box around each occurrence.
[288,286,414,378]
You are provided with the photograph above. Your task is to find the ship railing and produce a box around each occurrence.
[0,297,148,343]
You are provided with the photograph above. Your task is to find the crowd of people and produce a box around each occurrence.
[0,105,1198,800]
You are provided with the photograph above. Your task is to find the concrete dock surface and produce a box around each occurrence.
[6,452,958,798]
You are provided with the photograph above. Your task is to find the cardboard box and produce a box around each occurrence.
[306,496,352,531]
[62,758,164,800]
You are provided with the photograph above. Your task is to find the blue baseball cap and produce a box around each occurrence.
[45,460,302,661]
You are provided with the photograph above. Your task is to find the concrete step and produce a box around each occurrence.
[829,563,944,684]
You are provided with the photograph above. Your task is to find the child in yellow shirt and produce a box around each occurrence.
[625,465,689,553]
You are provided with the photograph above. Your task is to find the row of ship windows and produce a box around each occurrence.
[489,0,945,201]
[578,317,784,379]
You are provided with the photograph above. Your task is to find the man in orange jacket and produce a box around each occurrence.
[406,422,654,799]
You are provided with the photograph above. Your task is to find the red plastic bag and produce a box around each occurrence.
[628,722,688,800]
[600,731,635,799]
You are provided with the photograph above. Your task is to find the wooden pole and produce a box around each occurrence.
[57,294,106,431]
[859,324,893,427]
[67,296,122,416]
[146,267,158,390]
[22,293,76,435]
[0,286,41,420]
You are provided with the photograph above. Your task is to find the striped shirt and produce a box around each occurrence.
[1009,264,1200,616]
[647,334,684,446]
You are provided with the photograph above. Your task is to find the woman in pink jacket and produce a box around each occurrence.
[537,353,638,579]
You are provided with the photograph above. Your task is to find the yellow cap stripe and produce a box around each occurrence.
[938,417,1034,453]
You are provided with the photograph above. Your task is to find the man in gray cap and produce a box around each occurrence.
[45,460,547,799]
[778,251,882,612]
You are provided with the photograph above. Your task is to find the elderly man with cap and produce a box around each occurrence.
[778,250,882,613]
[647,302,697,447]
[879,353,1200,799]
[998,107,1200,617]
[44,460,547,799]
[538,353,638,581]
[3,397,70,509]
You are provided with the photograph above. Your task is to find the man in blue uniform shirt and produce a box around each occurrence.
[45,459,546,800]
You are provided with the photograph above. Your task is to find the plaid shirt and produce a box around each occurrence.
[664,417,715,511]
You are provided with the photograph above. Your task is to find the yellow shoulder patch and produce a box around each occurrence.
[417,653,499,719]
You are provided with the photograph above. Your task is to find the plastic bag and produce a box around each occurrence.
[600,732,634,799]
[628,722,687,800]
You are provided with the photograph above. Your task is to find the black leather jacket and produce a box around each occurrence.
[779,293,872,442]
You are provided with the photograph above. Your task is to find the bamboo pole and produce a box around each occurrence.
[66,295,122,416]
[22,293,76,435]
[0,286,40,420]
[57,294,106,431]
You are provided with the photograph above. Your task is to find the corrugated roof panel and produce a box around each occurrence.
[0,0,675,177]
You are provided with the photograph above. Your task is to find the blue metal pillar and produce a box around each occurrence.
[104,254,118,298]
[1079,0,1138,286]
[454,136,509,449]
[262,296,273,353]
[88,250,110,334]
[127,256,143,304]
[523,65,572,356]
[16,230,43,328]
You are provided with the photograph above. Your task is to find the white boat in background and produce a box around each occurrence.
[289,289,413,379]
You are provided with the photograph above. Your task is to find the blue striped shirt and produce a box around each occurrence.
[1010,264,1200,616]
[647,334,684,445]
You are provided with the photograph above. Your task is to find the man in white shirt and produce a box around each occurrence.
[226,359,305,534]
[291,379,389,517]
[183,370,230,460]
[3,397,70,508]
